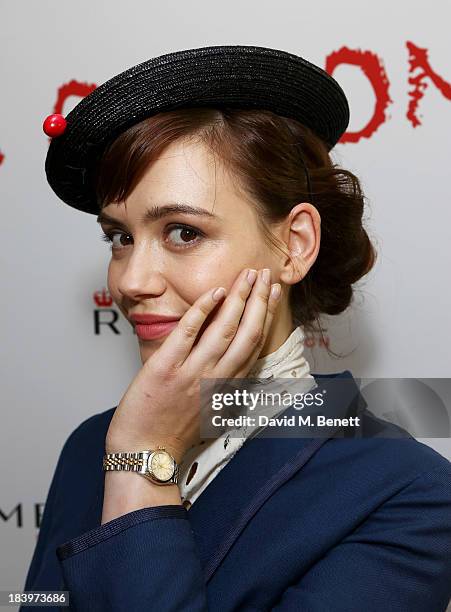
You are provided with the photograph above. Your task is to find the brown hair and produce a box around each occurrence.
[95,107,376,350]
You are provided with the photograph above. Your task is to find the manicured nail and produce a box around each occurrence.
[247,269,258,285]
[262,268,271,285]
[212,287,226,301]
[270,283,281,299]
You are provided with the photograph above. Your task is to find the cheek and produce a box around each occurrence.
[179,260,242,303]
[106,262,115,292]
[106,262,121,304]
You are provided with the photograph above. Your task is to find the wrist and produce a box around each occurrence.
[101,471,182,524]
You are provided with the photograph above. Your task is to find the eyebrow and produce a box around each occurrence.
[96,203,219,226]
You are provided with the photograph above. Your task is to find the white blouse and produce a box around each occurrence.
[178,326,317,509]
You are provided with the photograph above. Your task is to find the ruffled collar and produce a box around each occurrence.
[248,325,312,380]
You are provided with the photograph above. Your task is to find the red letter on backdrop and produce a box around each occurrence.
[53,79,97,114]
[407,41,451,127]
[325,47,392,144]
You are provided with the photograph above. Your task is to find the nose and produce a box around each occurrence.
[116,244,167,301]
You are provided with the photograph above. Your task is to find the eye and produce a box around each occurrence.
[164,224,204,249]
[100,230,132,251]
[100,223,205,252]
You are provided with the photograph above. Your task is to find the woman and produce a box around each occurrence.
[23,45,451,611]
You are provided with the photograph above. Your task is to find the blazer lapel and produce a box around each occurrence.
[187,370,363,582]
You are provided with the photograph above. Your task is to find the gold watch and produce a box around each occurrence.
[103,446,179,485]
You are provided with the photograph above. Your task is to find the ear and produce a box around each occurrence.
[278,202,321,285]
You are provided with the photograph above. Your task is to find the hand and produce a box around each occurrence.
[105,268,282,463]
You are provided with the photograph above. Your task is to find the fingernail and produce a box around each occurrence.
[262,268,271,285]
[247,269,257,285]
[270,283,281,299]
[212,287,226,301]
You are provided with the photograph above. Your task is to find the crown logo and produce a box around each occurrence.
[93,287,113,308]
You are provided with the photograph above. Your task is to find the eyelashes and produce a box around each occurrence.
[100,223,205,252]
[100,231,129,250]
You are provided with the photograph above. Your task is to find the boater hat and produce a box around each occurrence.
[43,44,350,215]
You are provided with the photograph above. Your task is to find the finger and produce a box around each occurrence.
[151,284,228,372]
[183,267,259,370]
[215,271,282,377]
[234,283,282,378]
[212,268,271,374]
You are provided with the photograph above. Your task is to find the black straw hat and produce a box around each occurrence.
[43,44,350,215]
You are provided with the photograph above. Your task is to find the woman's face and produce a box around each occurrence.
[98,137,296,364]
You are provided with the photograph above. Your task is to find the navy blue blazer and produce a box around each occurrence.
[22,371,451,611]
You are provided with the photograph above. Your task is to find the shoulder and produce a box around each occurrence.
[313,421,451,513]
[313,369,451,487]
[56,407,116,468]
[65,406,116,443]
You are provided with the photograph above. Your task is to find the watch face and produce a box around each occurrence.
[148,450,175,482]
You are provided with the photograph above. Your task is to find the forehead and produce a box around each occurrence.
[101,138,258,224]
[134,139,217,198]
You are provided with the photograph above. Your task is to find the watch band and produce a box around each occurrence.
[103,451,147,472]
[103,450,179,485]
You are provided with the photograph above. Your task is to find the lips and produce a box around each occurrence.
[129,313,181,341]
[134,320,179,340]
[130,313,181,325]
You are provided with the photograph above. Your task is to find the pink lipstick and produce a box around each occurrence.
[135,320,179,340]
[129,313,181,341]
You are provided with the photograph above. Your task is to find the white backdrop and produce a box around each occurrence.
[1,0,450,605]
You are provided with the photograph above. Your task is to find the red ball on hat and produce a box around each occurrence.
[43,113,67,137]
